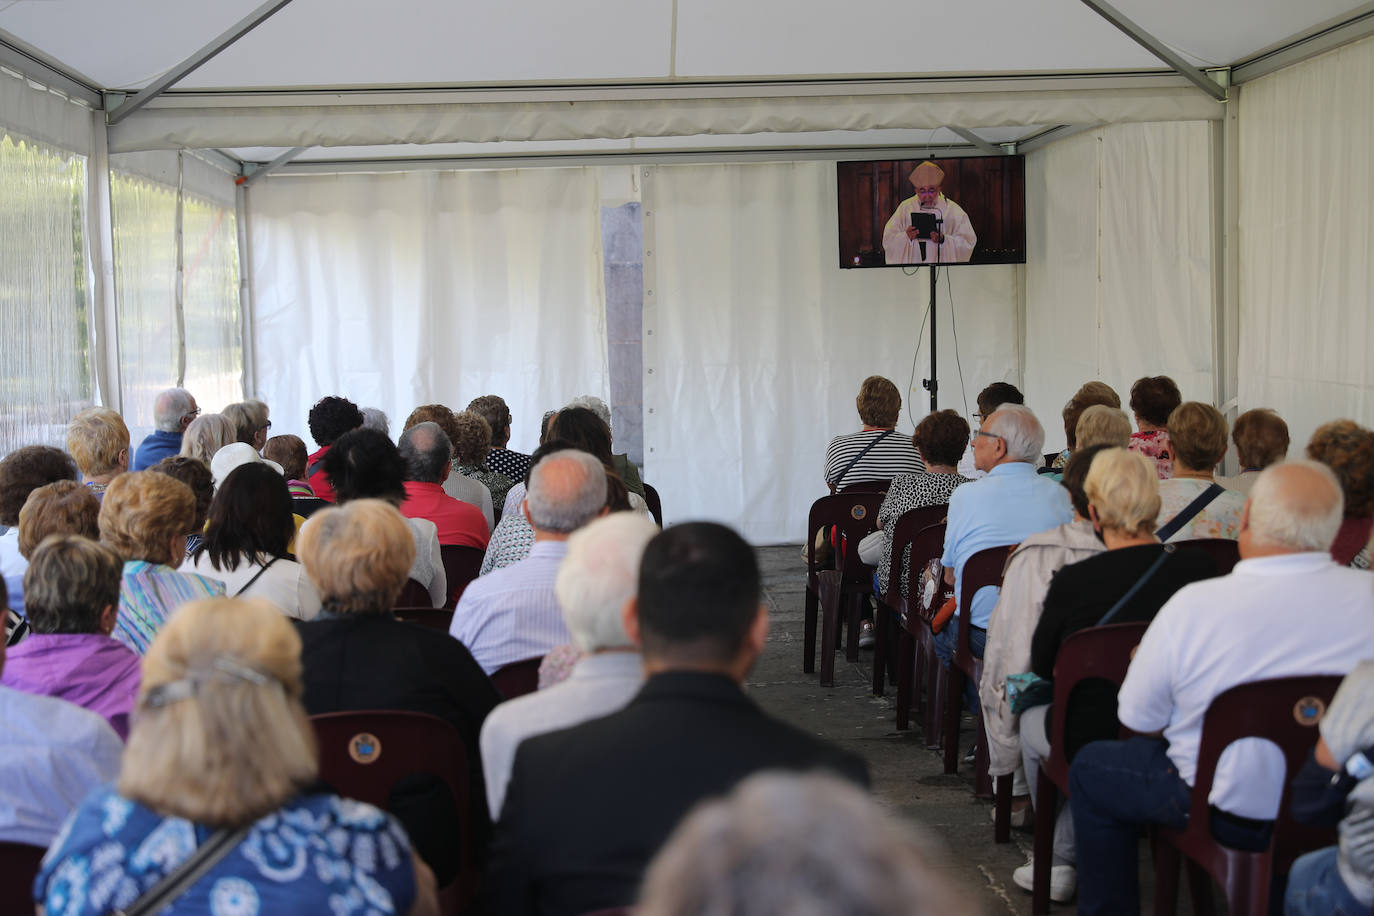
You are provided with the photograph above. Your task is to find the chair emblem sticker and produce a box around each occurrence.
[1293,697,1326,726]
[349,732,382,764]
[850,505,867,521]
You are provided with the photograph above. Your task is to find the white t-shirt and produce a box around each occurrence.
[182,553,322,620]
[1118,552,1374,819]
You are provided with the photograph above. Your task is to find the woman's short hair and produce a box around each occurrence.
[195,464,294,573]
[547,408,614,467]
[359,407,389,436]
[221,401,268,445]
[321,428,407,505]
[1130,376,1183,427]
[565,395,613,432]
[1075,405,1132,450]
[855,376,901,428]
[1084,447,1161,537]
[638,772,972,916]
[1232,409,1289,470]
[307,395,363,447]
[0,445,78,526]
[467,395,512,445]
[263,434,308,481]
[180,414,237,466]
[297,499,415,614]
[1062,381,1121,449]
[120,597,317,826]
[1167,402,1229,472]
[1306,420,1374,518]
[67,407,130,478]
[404,404,462,450]
[1062,443,1113,519]
[450,410,494,466]
[555,512,660,652]
[99,471,197,566]
[17,480,100,559]
[22,535,122,635]
[150,456,214,532]
[912,410,970,468]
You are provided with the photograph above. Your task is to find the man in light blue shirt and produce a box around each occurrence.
[937,404,1071,710]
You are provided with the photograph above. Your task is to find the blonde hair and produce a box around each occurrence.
[180,414,238,465]
[17,480,100,558]
[99,471,196,565]
[222,401,269,445]
[66,407,130,478]
[1084,448,1161,538]
[120,597,317,826]
[297,499,415,614]
[1075,405,1132,450]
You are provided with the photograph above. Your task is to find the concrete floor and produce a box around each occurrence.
[744,544,1190,916]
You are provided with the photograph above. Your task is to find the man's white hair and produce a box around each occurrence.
[1247,460,1344,552]
[555,512,660,652]
[565,395,612,433]
[527,450,607,534]
[983,404,1046,464]
[360,407,390,436]
[153,388,194,433]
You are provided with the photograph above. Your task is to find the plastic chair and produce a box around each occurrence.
[440,545,484,608]
[1177,538,1240,576]
[395,578,433,608]
[802,492,886,682]
[1030,622,1150,915]
[941,545,1014,783]
[871,504,947,702]
[311,710,479,914]
[642,483,663,527]
[0,840,46,914]
[1151,675,1343,916]
[394,606,456,631]
[837,479,891,494]
[490,656,543,699]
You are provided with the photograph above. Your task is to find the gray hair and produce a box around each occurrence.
[153,388,195,433]
[397,422,451,484]
[638,772,974,916]
[555,512,660,652]
[526,450,607,534]
[1247,460,1344,552]
[983,403,1046,464]
[180,414,238,465]
[565,395,612,433]
[360,407,390,436]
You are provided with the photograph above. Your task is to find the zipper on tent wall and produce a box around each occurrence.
[640,166,659,484]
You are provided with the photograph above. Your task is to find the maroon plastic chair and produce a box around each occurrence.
[802,492,885,683]
[490,656,543,699]
[837,479,891,494]
[1030,622,1150,915]
[642,483,663,527]
[311,710,479,914]
[1177,538,1240,575]
[1151,675,1343,916]
[440,545,484,608]
[894,522,951,747]
[394,606,456,632]
[394,577,433,608]
[0,840,46,914]
[871,504,947,701]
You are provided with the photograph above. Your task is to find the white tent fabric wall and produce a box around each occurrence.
[641,161,1019,544]
[1238,35,1374,457]
[246,167,608,455]
[1024,121,1216,451]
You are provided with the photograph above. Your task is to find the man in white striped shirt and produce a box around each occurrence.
[451,449,608,675]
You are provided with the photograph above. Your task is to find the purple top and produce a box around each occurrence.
[1,633,141,739]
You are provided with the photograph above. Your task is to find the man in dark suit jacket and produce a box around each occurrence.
[485,521,870,916]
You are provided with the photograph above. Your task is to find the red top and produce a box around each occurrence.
[400,480,491,549]
[306,445,337,503]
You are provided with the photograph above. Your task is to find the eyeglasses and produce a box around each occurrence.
[260,420,272,431]
[975,429,1005,443]
[185,407,202,419]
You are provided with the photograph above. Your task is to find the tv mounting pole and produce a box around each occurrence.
[923,264,938,412]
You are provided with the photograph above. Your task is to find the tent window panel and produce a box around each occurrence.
[0,131,93,456]
[181,194,241,415]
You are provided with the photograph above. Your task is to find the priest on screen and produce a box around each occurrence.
[881,160,978,265]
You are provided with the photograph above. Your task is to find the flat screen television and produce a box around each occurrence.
[837,156,1026,268]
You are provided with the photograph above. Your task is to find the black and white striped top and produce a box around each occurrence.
[823,429,925,489]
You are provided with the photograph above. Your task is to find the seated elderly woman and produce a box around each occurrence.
[295,498,500,884]
[1156,401,1247,541]
[322,428,446,607]
[182,463,322,620]
[1127,375,1183,479]
[35,596,438,915]
[7,479,100,643]
[99,471,225,654]
[451,408,515,516]
[150,455,214,556]
[222,399,271,451]
[1216,407,1289,496]
[823,375,924,490]
[67,406,130,497]
[1010,448,1217,903]
[1306,419,1374,566]
[404,404,495,529]
[179,412,238,467]
[1050,381,1120,471]
[2,535,140,738]
[0,445,79,621]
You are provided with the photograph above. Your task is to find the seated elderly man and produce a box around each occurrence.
[936,404,1072,712]
[0,445,79,619]
[131,388,198,471]
[1069,460,1374,915]
[451,449,608,675]
[67,406,130,498]
[480,511,659,817]
[398,421,490,549]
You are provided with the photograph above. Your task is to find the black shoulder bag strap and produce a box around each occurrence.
[232,556,280,597]
[114,823,252,916]
[828,429,894,493]
[1155,483,1225,542]
[1096,544,1175,627]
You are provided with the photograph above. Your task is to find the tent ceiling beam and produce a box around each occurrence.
[1232,7,1374,84]
[946,126,1005,156]
[200,148,246,175]
[106,0,299,126]
[239,146,308,185]
[0,33,102,107]
[1016,123,1102,153]
[1077,0,1228,102]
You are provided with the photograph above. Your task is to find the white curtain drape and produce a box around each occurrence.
[1238,35,1374,455]
[1024,121,1215,451]
[246,167,607,455]
[642,161,1019,543]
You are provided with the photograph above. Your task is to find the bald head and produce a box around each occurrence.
[526,450,607,534]
[397,421,451,483]
[1243,460,1344,556]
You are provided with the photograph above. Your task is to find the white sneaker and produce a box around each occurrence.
[1012,858,1077,903]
